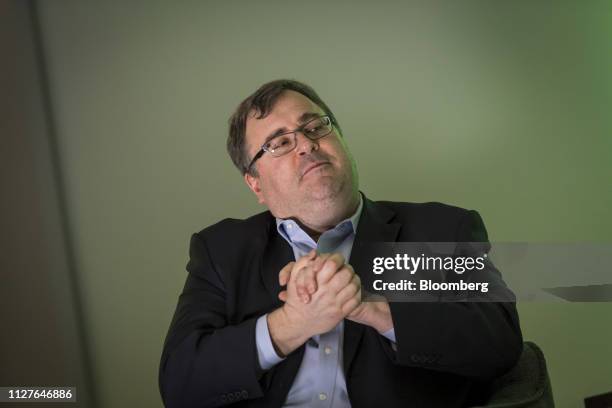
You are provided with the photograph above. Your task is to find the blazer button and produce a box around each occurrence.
[220,395,227,403]
[241,390,248,398]
[228,393,235,402]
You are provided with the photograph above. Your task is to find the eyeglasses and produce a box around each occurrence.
[246,115,333,173]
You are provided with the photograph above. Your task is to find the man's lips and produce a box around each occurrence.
[301,161,330,179]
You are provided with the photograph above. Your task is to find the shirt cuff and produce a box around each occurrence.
[255,314,285,370]
[381,327,396,343]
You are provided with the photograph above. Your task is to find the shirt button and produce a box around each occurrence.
[319,393,327,401]
[324,347,332,355]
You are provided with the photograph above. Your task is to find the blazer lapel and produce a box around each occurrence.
[344,196,401,373]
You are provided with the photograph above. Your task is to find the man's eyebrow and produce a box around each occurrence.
[262,112,323,144]
[297,111,321,124]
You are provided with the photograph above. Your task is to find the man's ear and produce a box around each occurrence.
[244,172,266,204]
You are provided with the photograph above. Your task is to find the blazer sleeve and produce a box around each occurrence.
[159,232,264,408]
[387,210,523,380]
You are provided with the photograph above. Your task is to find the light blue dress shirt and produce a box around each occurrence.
[255,196,396,407]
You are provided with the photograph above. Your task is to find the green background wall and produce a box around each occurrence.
[34,1,611,407]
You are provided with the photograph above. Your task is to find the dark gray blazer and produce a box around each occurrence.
[159,196,522,408]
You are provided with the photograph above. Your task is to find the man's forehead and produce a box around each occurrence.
[245,91,323,146]
[249,90,321,120]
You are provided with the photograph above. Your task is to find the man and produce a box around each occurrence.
[159,80,522,408]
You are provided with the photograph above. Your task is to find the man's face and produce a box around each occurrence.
[244,90,359,227]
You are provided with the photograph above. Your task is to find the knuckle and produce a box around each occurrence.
[329,254,344,267]
[343,301,356,314]
[339,269,352,282]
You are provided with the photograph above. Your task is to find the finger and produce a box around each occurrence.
[341,289,362,316]
[289,252,316,284]
[312,252,332,272]
[278,262,295,286]
[295,265,313,303]
[328,265,356,292]
[336,274,361,304]
[316,253,346,285]
[302,264,318,295]
[278,290,287,302]
[297,253,330,297]
[298,263,319,302]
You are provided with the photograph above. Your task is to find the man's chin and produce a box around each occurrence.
[303,179,344,202]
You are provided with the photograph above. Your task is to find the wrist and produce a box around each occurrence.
[267,306,310,357]
[374,301,394,333]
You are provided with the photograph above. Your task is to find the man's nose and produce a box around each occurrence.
[295,132,319,156]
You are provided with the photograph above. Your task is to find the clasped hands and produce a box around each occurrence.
[267,250,393,357]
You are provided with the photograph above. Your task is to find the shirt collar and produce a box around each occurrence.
[276,193,364,243]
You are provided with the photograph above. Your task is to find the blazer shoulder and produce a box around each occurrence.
[185,211,273,283]
[372,200,486,241]
[193,210,272,248]
[196,210,270,234]
[374,200,473,221]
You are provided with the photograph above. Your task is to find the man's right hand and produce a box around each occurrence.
[267,251,361,357]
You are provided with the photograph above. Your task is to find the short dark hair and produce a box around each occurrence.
[227,79,342,175]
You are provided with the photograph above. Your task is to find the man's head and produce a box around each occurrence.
[227,79,360,232]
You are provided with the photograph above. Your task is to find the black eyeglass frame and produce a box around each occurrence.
[245,115,333,174]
